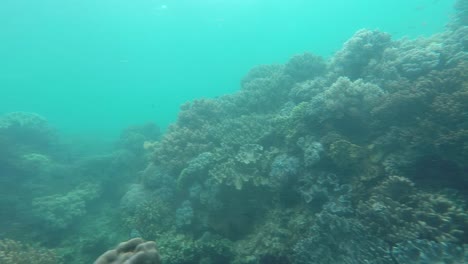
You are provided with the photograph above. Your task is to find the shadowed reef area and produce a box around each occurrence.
[1,1,468,263]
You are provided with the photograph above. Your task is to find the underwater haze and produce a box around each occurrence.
[0,0,454,138]
[1,0,468,263]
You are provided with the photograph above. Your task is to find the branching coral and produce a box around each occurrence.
[122,188,177,239]
[391,239,466,264]
[175,200,194,229]
[32,183,100,229]
[7,20,467,264]
[140,163,176,202]
[284,52,326,82]
[233,208,313,264]
[358,176,468,244]
[238,64,293,113]
[303,77,384,128]
[292,212,392,264]
[178,152,217,188]
[118,12,468,264]
[241,64,284,87]
[120,184,151,214]
[289,77,330,103]
[177,99,229,129]
[397,38,442,79]
[297,172,353,215]
[151,125,212,174]
[156,231,232,264]
[0,239,61,264]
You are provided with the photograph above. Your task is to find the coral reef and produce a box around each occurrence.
[397,38,442,79]
[358,176,468,244]
[120,184,150,214]
[132,12,468,263]
[330,29,392,79]
[140,163,176,202]
[119,122,161,155]
[0,112,56,151]
[297,137,323,167]
[299,76,385,137]
[292,212,393,264]
[2,3,468,264]
[175,200,194,229]
[32,184,101,229]
[269,154,300,186]
[0,239,61,264]
[123,197,175,239]
[391,239,466,264]
[156,232,232,264]
[297,172,353,215]
[233,208,313,264]
[284,52,326,82]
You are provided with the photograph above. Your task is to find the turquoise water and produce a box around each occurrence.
[1,1,467,263]
[0,0,455,138]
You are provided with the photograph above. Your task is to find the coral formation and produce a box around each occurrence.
[175,200,194,229]
[269,154,300,185]
[297,172,353,215]
[120,184,150,214]
[453,0,468,28]
[0,112,56,150]
[284,52,326,82]
[119,122,161,155]
[0,239,61,264]
[233,208,313,264]
[358,176,467,244]
[292,212,393,264]
[297,137,323,167]
[132,13,468,263]
[391,239,466,264]
[330,29,392,79]
[319,77,383,119]
[94,238,160,264]
[32,184,101,229]
[2,4,468,264]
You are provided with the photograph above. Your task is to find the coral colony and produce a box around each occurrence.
[1,1,467,263]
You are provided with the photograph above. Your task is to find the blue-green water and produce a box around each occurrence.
[1,1,467,263]
[0,0,454,138]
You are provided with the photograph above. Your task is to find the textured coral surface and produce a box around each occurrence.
[1,1,467,263]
